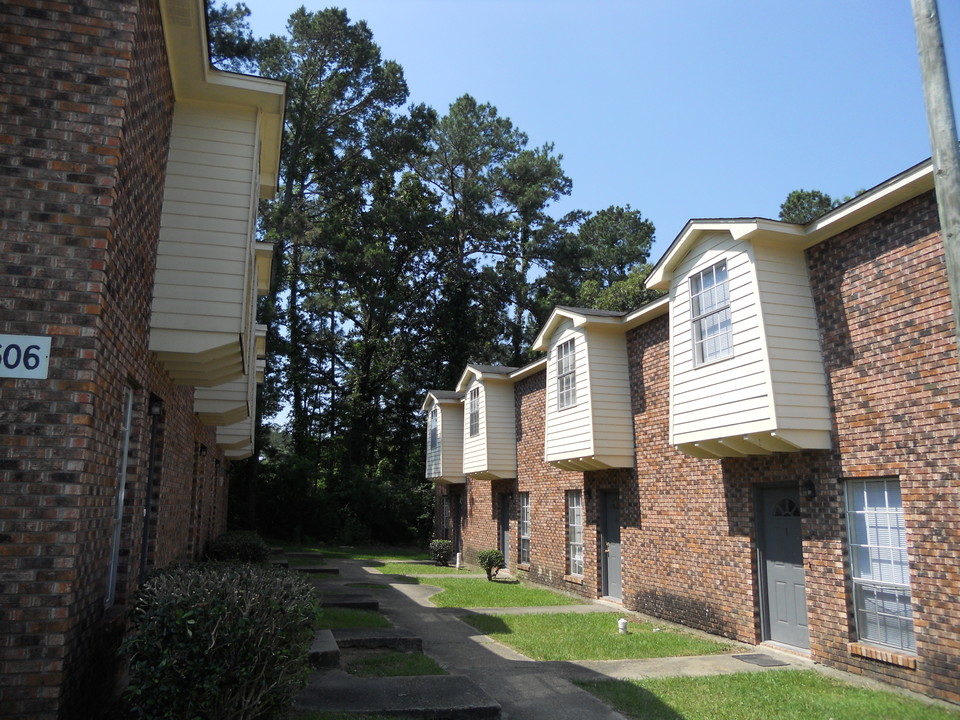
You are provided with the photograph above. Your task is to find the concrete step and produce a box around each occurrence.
[309,629,340,669]
[332,627,423,652]
[293,671,501,718]
[270,559,289,569]
[320,593,379,611]
[286,551,326,559]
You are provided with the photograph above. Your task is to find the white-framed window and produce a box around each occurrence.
[428,407,438,451]
[106,386,135,607]
[468,387,480,437]
[845,478,915,652]
[690,260,733,365]
[556,338,577,409]
[518,492,530,565]
[566,490,583,576]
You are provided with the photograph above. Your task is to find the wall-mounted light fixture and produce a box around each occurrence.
[148,396,164,416]
[801,477,817,501]
[199,445,208,458]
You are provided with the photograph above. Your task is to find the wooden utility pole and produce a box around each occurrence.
[911,0,960,350]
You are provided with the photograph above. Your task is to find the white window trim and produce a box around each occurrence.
[690,260,733,366]
[468,387,480,437]
[556,338,577,410]
[518,492,530,565]
[566,490,583,576]
[845,478,916,652]
[428,407,438,451]
[106,387,135,607]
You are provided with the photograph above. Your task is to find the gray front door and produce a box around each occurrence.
[600,491,622,600]
[759,487,809,648]
[498,494,510,568]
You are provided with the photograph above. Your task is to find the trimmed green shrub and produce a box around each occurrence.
[121,562,317,720]
[429,539,452,566]
[206,530,270,563]
[477,549,505,581]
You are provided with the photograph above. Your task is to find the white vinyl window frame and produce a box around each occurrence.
[690,260,733,366]
[106,387,135,607]
[428,407,439,451]
[566,490,584,576]
[556,338,577,410]
[845,478,916,652]
[518,492,530,565]
[468,387,480,437]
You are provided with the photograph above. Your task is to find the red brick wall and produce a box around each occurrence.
[624,315,759,639]
[802,189,958,702]
[0,2,232,717]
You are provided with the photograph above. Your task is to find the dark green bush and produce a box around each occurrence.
[429,539,452,566]
[206,530,270,563]
[477,549,505,581]
[121,562,317,720]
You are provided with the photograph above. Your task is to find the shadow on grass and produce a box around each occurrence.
[575,679,686,720]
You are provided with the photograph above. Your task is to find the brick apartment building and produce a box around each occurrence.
[426,159,960,704]
[0,2,284,717]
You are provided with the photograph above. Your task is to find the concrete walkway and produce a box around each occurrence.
[295,558,814,719]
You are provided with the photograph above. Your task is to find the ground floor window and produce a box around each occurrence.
[566,490,583,576]
[518,492,530,564]
[845,478,915,652]
[106,386,135,607]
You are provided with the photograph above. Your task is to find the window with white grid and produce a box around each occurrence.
[468,387,480,437]
[556,339,577,409]
[845,479,915,652]
[518,492,530,565]
[690,260,732,366]
[566,490,583,576]
[428,407,438,450]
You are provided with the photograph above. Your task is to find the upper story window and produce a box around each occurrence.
[845,478,915,652]
[556,338,577,409]
[690,260,733,366]
[468,387,480,437]
[428,407,438,450]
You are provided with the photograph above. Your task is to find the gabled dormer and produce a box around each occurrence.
[456,365,518,480]
[422,390,465,484]
[646,220,833,458]
[531,307,636,471]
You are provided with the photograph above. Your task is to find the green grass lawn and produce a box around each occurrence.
[283,543,429,561]
[313,607,391,630]
[577,670,960,720]
[461,612,733,661]
[340,649,447,678]
[370,561,478,576]
[414,576,581,608]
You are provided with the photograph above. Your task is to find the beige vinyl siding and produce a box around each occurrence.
[425,402,441,478]
[461,378,487,475]
[753,242,832,430]
[586,328,634,458]
[462,378,517,478]
[151,100,259,346]
[439,404,465,480]
[544,324,593,463]
[425,400,464,481]
[483,381,517,477]
[671,234,773,444]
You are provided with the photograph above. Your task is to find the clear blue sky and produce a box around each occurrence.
[240,0,960,262]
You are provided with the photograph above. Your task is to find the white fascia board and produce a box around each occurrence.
[510,357,547,381]
[622,295,670,331]
[160,0,285,198]
[646,159,935,291]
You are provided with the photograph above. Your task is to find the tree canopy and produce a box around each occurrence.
[209,2,661,544]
